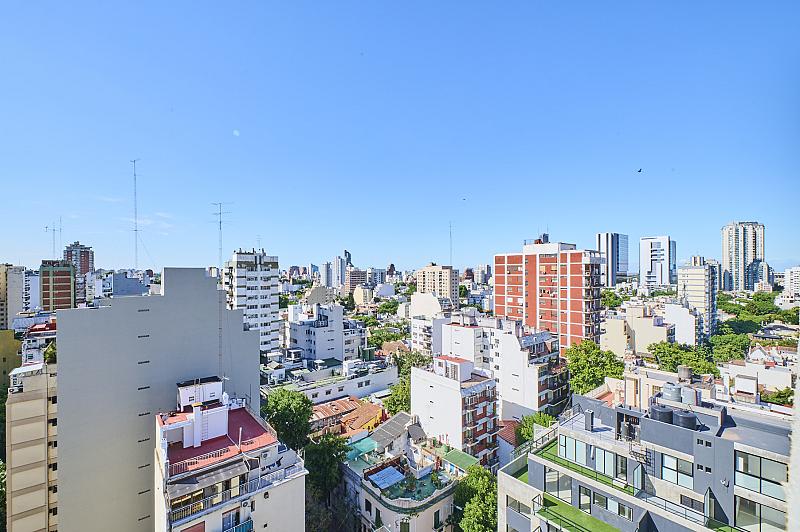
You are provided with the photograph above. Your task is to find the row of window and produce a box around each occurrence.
[580,486,633,520]
[735,450,787,502]
[661,453,693,489]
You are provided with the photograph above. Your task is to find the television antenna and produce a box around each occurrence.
[130,159,140,269]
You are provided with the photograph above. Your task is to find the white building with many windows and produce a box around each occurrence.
[285,303,366,362]
[223,249,280,355]
[639,235,677,288]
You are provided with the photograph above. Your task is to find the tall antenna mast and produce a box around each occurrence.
[211,202,232,274]
[45,223,57,259]
[211,202,231,385]
[449,221,453,266]
[130,159,140,269]
[58,217,63,255]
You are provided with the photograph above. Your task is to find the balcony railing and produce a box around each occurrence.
[170,463,306,523]
[223,518,254,532]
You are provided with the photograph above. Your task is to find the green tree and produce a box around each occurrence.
[647,342,718,376]
[353,314,379,328]
[760,387,794,406]
[709,334,750,362]
[304,433,349,496]
[454,465,497,531]
[392,351,432,378]
[260,389,313,450]
[342,293,355,311]
[565,341,624,394]
[44,341,57,364]
[377,299,400,315]
[601,289,623,309]
[459,285,469,298]
[367,328,406,349]
[516,412,555,445]
[405,283,417,296]
[384,377,411,415]
[278,294,291,309]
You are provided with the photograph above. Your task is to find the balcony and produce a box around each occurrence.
[535,493,618,532]
[224,518,254,532]
[534,440,634,495]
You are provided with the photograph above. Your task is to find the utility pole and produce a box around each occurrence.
[449,221,453,266]
[130,159,140,269]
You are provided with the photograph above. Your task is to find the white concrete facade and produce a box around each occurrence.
[223,249,281,354]
[596,232,628,287]
[639,235,677,287]
[55,268,260,532]
[677,262,718,339]
[285,303,366,361]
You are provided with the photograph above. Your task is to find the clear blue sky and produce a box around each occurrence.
[2,1,798,273]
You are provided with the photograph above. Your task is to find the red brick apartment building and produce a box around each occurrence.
[494,235,602,353]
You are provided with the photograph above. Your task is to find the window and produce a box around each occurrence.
[735,451,787,501]
[593,492,607,508]
[364,499,371,514]
[618,503,632,521]
[595,447,616,477]
[545,467,572,502]
[661,453,693,489]
[735,495,786,532]
[681,495,703,513]
[579,486,591,513]
[558,435,587,465]
[507,496,531,515]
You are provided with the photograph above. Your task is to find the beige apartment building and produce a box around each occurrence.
[6,362,58,532]
[414,263,459,307]
[600,304,675,357]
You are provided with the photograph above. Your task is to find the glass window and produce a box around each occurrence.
[545,467,559,497]
[607,497,619,514]
[507,496,530,515]
[735,496,761,532]
[593,492,607,509]
[662,452,693,489]
[579,486,591,513]
[618,503,633,521]
[557,471,572,501]
[761,504,787,532]
[575,440,587,466]
[616,454,627,481]
[735,451,787,502]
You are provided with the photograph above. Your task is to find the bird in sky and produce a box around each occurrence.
[637,168,642,173]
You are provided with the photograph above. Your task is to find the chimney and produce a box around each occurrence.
[585,410,594,432]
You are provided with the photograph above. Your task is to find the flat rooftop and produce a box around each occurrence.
[166,407,277,474]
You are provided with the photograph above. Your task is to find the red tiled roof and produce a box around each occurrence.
[166,407,276,474]
[497,420,519,446]
[311,396,362,422]
[436,355,470,364]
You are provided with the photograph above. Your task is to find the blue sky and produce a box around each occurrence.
[1,1,798,273]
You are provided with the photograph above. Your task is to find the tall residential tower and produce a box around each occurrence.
[721,221,765,291]
[595,232,629,287]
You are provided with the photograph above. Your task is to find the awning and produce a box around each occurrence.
[167,460,249,498]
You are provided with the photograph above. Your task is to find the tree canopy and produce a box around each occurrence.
[367,328,406,349]
[304,433,349,497]
[760,387,794,406]
[377,299,400,315]
[459,285,469,298]
[44,341,57,364]
[601,289,623,309]
[383,377,411,415]
[709,334,750,362]
[260,388,313,450]
[515,412,555,445]
[565,341,624,394]
[455,465,497,532]
[647,342,718,376]
[393,351,432,378]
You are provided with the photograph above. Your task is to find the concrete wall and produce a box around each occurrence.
[56,268,260,532]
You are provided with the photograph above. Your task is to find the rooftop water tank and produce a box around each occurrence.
[678,365,692,382]
[662,383,683,402]
[673,410,698,430]
[650,404,673,424]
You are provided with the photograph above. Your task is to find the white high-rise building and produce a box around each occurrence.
[721,221,765,291]
[23,269,40,312]
[285,303,366,361]
[223,249,280,354]
[41,268,260,532]
[784,266,800,299]
[332,256,346,288]
[596,232,628,287]
[367,267,386,286]
[319,261,333,288]
[677,258,718,339]
[639,235,677,287]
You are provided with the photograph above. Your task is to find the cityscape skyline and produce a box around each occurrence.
[2,2,798,271]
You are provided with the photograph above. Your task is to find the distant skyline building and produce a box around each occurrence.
[0,264,25,329]
[596,232,628,287]
[721,221,765,291]
[639,235,677,287]
[784,266,800,299]
[39,260,75,311]
[677,257,718,339]
[415,263,459,307]
[222,249,280,355]
[319,261,333,287]
[332,255,346,288]
[63,240,94,276]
